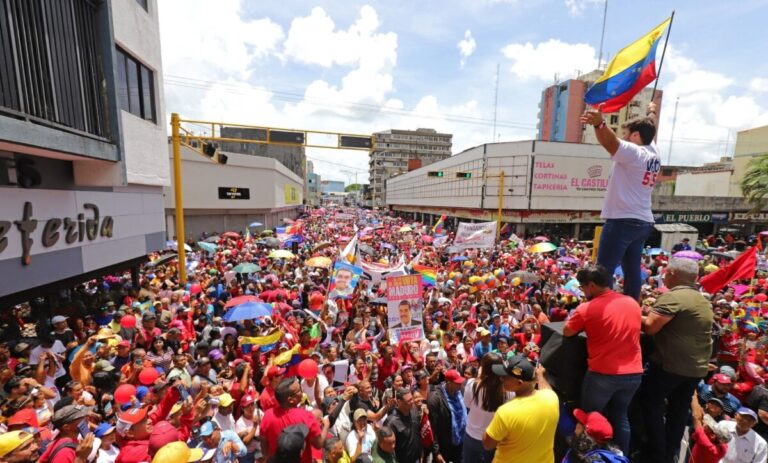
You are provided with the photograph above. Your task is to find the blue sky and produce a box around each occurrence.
[159,0,768,183]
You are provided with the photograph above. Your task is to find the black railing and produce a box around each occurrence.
[0,0,107,139]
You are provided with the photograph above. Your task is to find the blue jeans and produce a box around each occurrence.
[597,218,654,300]
[462,432,495,463]
[638,363,700,463]
[580,371,642,455]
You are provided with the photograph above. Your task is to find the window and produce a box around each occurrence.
[610,115,619,125]
[116,47,156,122]
[135,0,148,11]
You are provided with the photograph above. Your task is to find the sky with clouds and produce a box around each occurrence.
[158,0,768,184]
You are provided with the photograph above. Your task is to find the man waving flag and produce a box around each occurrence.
[585,16,672,112]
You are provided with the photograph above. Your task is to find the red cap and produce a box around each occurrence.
[444,369,464,384]
[467,356,478,363]
[266,366,286,378]
[240,394,256,407]
[8,408,39,428]
[355,342,371,352]
[118,406,149,426]
[573,409,613,442]
[149,421,180,453]
[118,340,131,348]
[713,373,732,384]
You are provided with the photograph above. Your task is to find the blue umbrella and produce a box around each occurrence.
[646,248,664,256]
[614,266,649,281]
[451,256,468,262]
[197,242,217,254]
[223,301,273,322]
[249,222,264,228]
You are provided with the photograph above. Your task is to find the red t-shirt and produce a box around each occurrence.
[564,291,643,375]
[260,406,321,463]
[376,357,400,390]
[259,386,279,412]
[688,425,727,463]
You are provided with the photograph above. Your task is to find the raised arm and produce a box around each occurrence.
[580,103,620,156]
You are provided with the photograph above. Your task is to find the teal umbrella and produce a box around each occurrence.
[197,241,217,253]
[233,263,261,274]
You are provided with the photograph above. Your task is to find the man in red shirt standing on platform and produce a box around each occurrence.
[563,265,643,455]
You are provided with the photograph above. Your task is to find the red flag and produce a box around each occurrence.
[700,247,757,293]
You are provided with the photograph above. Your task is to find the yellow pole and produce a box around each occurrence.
[592,225,603,263]
[497,170,504,241]
[171,113,187,285]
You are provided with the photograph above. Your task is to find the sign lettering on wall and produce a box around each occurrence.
[653,212,729,224]
[531,155,612,197]
[0,202,114,265]
[218,187,250,200]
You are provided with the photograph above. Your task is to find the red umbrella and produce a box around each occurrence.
[421,235,434,243]
[222,231,240,239]
[225,295,260,309]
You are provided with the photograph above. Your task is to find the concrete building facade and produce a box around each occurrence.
[164,145,303,239]
[370,128,452,208]
[386,140,767,241]
[537,70,663,144]
[219,126,306,179]
[0,0,168,304]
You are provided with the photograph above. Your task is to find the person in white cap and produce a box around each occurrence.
[720,407,768,463]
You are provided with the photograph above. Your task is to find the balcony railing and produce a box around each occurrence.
[0,0,107,139]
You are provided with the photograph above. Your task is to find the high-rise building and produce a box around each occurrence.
[369,128,452,208]
[219,127,306,179]
[537,70,663,144]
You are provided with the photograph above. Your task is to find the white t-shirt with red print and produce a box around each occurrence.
[601,139,660,223]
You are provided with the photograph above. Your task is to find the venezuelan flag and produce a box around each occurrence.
[584,17,671,113]
[432,215,447,235]
[413,264,437,287]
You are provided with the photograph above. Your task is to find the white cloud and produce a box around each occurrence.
[751,78,768,93]
[457,30,477,68]
[655,46,768,165]
[501,39,597,81]
[283,5,396,72]
[564,0,604,16]
[159,0,283,81]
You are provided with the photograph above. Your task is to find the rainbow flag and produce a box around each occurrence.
[432,215,447,235]
[413,264,437,287]
[584,17,671,112]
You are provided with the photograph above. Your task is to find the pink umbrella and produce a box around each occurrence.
[760,231,768,236]
[534,236,549,242]
[421,235,434,243]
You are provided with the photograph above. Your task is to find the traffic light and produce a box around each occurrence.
[203,142,217,157]
[427,171,444,177]
[456,172,472,178]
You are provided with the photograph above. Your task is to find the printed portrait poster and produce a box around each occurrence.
[328,261,363,300]
[386,274,424,344]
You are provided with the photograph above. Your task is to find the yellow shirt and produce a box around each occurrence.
[338,451,352,463]
[486,388,559,463]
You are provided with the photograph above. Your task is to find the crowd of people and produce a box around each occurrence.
[0,103,766,463]
[0,205,764,463]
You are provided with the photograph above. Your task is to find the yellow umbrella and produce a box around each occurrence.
[268,250,295,259]
[306,256,332,268]
[704,263,719,273]
[398,226,412,233]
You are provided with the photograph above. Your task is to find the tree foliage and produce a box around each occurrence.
[741,154,768,213]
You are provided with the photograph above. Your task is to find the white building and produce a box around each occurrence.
[164,145,304,238]
[386,140,613,239]
[0,0,168,303]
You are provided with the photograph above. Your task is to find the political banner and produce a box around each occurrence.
[386,274,424,344]
[453,221,497,249]
[361,257,406,285]
[328,261,363,300]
